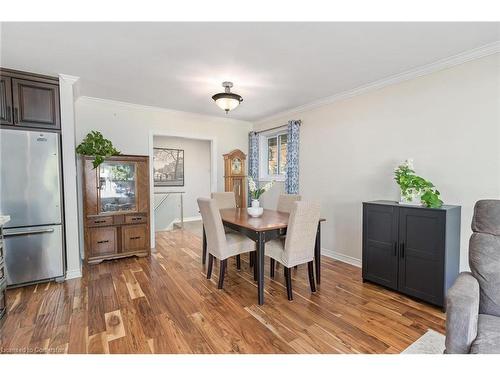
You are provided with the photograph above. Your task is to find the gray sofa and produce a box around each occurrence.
[445,200,500,354]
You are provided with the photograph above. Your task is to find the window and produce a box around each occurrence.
[260,130,288,180]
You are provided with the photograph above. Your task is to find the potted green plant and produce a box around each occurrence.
[76,131,120,169]
[394,159,443,208]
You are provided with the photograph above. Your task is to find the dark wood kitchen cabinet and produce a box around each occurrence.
[362,200,461,308]
[0,68,60,130]
[0,75,13,125]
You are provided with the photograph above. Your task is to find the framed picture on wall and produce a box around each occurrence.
[153,148,185,186]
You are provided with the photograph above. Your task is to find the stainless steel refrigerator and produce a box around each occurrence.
[0,128,65,286]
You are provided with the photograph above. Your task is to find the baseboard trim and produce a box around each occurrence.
[177,216,202,223]
[322,248,362,268]
[65,268,82,280]
[157,215,202,231]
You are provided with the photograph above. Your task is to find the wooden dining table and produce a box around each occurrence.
[202,208,325,305]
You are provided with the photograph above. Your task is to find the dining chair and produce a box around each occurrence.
[197,198,255,289]
[211,192,237,209]
[210,191,247,268]
[265,201,320,300]
[277,194,302,213]
[276,194,302,271]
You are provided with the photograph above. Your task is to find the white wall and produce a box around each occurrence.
[153,136,210,231]
[254,54,500,270]
[75,97,252,248]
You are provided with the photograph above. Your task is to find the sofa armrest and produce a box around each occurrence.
[445,272,480,354]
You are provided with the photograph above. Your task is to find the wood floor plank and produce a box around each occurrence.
[104,310,126,342]
[88,332,110,354]
[87,277,106,336]
[0,228,446,354]
[123,269,146,300]
[152,313,193,354]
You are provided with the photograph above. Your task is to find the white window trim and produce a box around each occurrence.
[258,126,287,182]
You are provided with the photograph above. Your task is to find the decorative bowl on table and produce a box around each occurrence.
[247,207,264,218]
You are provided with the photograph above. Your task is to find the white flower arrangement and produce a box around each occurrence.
[394,158,414,173]
[248,176,274,200]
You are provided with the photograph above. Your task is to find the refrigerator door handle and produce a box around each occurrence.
[4,228,55,237]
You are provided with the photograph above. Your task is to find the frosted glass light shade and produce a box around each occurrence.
[212,90,243,113]
[215,97,240,112]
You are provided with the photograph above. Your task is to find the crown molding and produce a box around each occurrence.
[255,41,500,125]
[58,73,80,84]
[77,95,253,126]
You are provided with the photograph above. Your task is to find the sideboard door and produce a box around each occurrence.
[362,204,399,289]
[398,207,445,306]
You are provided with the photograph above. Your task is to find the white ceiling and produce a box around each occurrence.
[1,22,499,121]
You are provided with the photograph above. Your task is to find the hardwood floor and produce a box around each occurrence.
[0,229,445,354]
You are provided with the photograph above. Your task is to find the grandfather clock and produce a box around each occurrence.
[223,149,247,208]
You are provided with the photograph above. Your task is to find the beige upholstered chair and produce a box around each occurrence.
[276,194,302,270]
[210,191,244,266]
[266,201,320,300]
[197,198,255,289]
[211,192,236,209]
[277,194,302,213]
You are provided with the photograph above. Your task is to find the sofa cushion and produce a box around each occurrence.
[472,200,500,236]
[469,233,500,316]
[469,200,500,317]
[470,314,500,354]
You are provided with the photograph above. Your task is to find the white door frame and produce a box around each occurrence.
[148,130,217,248]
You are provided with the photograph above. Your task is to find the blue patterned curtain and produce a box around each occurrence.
[285,120,300,194]
[248,131,260,205]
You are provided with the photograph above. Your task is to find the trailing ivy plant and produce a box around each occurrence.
[76,131,120,169]
[394,159,443,208]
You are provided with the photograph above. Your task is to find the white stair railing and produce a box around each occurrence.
[154,191,185,229]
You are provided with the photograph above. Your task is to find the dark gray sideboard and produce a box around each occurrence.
[362,200,461,308]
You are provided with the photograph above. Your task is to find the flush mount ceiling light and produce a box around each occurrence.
[212,81,243,114]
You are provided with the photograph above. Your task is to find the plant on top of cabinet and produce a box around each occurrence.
[394,159,443,208]
[76,131,120,168]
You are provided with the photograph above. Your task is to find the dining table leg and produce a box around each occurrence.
[202,225,207,265]
[257,231,265,305]
[315,222,321,284]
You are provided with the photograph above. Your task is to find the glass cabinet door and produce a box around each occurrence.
[98,161,137,213]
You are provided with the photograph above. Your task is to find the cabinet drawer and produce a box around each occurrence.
[89,227,117,258]
[87,216,113,227]
[122,225,148,252]
[125,214,147,225]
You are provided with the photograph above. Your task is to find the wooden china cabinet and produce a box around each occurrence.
[82,155,151,264]
[223,149,247,208]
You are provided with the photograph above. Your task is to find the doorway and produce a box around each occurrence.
[148,131,217,248]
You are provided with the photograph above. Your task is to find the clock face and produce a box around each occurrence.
[231,158,242,174]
